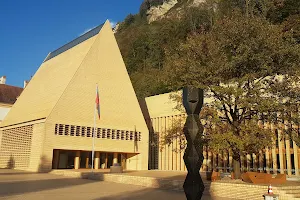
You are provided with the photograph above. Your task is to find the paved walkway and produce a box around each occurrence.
[0,169,231,200]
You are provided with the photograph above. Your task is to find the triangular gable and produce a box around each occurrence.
[46,21,148,132]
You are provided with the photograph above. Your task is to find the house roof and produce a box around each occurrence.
[0,84,23,105]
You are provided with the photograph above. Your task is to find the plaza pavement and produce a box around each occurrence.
[0,169,232,200]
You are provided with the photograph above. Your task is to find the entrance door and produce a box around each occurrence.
[58,154,68,169]
[67,151,75,169]
[107,153,113,168]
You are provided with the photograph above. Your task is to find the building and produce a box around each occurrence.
[144,92,300,176]
[0,21,148,172]
[0,76,23,125]
[2,20,298,177]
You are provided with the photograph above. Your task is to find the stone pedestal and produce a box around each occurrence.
[113,153,118,164]
[110,166,123,173]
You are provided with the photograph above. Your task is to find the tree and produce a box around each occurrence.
[116,5,214,98]
[282,14,300,43]
[267,0,300,23]
[268,75,300,147]
[163,14,300,178]
[215,0,273,18]
[130,68,170,98]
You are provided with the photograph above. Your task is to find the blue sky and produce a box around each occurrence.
[0,0,143,87]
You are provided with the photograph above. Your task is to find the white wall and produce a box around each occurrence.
[0,107,10,121]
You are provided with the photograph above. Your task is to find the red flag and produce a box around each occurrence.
[95,85,100,120]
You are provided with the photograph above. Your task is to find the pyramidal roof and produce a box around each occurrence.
[1,20,147,132]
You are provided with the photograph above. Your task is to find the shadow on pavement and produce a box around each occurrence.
[92,187,217,200]
[0,178,91,197]
[90,172,216,200]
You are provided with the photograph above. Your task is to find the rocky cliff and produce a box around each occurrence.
[141,0,206,23]
[146,0,178,23]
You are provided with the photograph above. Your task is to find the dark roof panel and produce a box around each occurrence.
[44,23,104,62]
[0,84,23,104]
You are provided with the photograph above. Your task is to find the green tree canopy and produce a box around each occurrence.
[163,13,300,178]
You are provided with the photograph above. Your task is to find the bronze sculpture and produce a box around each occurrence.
[182,86,205,200]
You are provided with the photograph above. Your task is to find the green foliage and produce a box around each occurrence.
[267,0,300,23]
[124,14,136,27]
[214,0,273,18]
[130,68,170,98]
[282,14,300,43]
[268,75,300,146]
[164,14,299,87]
[116,5,214,98]
[117,14,147,31]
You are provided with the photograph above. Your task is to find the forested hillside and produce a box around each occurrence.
[115,0,300,98]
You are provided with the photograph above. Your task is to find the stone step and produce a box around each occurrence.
[284,190,300,194]
[277,186,300,190]
[292,194,300,198]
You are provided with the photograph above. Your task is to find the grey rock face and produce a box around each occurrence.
[140,0,166,15]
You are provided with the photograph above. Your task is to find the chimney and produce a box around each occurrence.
[0,76,6,84]
[24,80,29,88]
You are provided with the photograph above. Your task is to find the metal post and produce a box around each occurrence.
[91,85,98,172]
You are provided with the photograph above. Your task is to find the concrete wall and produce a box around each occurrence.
[28,122,46,172]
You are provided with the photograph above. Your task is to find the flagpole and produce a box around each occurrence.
[91,84,97,173]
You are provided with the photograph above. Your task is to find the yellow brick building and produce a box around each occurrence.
[0,21,149,172]
[144,92,300,177]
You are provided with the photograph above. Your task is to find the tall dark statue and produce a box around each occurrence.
[182,86,205,200]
